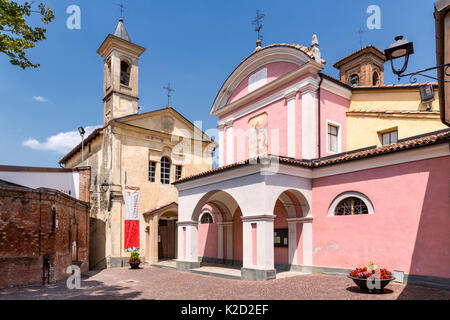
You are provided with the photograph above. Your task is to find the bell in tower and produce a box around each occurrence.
[97,18,146,124]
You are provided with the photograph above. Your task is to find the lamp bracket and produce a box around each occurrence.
[398,63,450,84]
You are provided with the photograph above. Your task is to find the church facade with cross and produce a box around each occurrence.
[59,18,216,269]
[173,27,449,284]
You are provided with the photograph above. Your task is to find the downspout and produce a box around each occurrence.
[317,73,324,159]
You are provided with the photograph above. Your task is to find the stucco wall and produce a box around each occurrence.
[311,156,450,278]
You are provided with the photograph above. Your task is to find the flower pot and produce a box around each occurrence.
[129,261,141,269]
[348,276,395,293]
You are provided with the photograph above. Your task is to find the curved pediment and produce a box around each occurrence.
[211,44,323,115]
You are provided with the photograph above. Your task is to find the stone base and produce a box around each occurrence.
[176,260,201,271]
[241,268,276,281]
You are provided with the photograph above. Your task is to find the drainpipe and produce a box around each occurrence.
[317,73,324,159]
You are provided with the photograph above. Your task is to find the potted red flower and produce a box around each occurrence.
[128,251,141,269]
[348,262,395,292]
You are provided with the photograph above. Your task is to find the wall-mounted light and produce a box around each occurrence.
[419,84,435,111]
[101,180,110,193]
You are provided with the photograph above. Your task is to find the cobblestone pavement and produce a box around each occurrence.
[0,265,448,300]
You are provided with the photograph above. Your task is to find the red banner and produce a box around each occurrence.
[124,220,140,252]
[124,187,140,252]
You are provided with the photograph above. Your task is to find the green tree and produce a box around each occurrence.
[0,0,54,69]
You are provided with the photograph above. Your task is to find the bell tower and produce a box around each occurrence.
[333,46,386,87]
[97,19,146,124]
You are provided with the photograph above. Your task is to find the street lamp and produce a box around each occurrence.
[78,127,85,162]
[384,35,414,81]
[384,35,450,84]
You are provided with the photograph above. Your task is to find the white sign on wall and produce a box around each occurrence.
[248,68,267,92]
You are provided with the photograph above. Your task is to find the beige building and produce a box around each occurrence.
[60,19,215,269]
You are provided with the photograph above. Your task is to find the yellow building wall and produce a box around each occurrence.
[347,87,447,150]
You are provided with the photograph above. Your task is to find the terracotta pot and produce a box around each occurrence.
[348,276,395,292]
[129,261,141,269]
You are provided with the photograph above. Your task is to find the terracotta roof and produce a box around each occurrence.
[333,45,386,69]
[173,129,450,184]
[319,73,353,89]
[143,202,178,216]
[347,110,440,115]
[253,43,326,64]
[353,82,439,90]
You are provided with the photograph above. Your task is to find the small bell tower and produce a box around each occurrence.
[97,18,146,124]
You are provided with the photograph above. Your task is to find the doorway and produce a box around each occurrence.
[158,217,177,259]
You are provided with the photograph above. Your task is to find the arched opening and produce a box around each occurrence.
[372,71,379,86]
[190,190,243,268]
[348,74,359,87]
[328,191,374,216]
[120,60,131,86]
[158,210,178,260]
[272,189,311,269]
[160,156,171,185]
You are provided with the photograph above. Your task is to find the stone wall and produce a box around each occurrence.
[0,184,90,288]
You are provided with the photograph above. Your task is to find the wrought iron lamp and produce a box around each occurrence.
[100,180,110,193]
[384,35,414,80]
[384,35,450,83]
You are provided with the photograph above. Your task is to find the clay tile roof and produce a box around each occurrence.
[143,202,178,216]
[353,82,439,90]
[333,45,386,69]
[59,128,103,164]
[254,43,326,64]
[173,129,450,184]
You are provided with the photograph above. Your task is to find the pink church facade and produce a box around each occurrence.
[174,41,450,286]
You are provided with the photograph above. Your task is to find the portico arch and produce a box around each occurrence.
[178,190,243,268]
[272,189,313,271]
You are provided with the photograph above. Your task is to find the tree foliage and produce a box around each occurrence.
[0,0,54,69]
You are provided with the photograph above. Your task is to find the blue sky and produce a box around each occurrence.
[0,0,438,167]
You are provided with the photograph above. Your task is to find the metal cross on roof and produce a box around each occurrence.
[356,27,365,49]
[118,2,126,19]
[163,83,175,106]
[252,10,265,41]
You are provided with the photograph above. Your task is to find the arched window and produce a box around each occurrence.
[372,72,379,86]
[349,74,359,87]
[328,191,375,216]
[160,157,171,184]
[335,197,368,215]
[200,212,213,224]
[120,60,130,86]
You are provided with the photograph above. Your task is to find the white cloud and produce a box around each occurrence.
[23,125,101,154]
[33,96,50,103]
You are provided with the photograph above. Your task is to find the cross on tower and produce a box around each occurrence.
[163,83,175,107]
[356,27,365,49]
[118,1,126,19]
[252,10,265,42]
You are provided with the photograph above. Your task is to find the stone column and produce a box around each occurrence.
[286,216,313,273]
[148,213,159,264]
[176,221,200,271]
[241,215,276,280]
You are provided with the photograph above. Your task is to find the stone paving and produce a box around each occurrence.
[0,265,448,300]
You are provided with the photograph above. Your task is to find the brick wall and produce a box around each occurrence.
[0,185,89,288]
